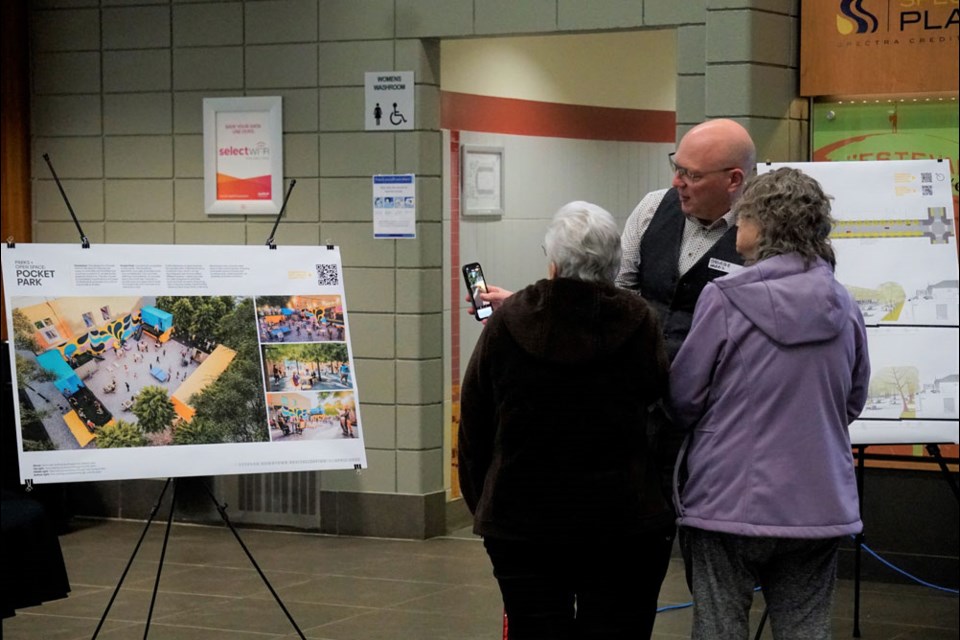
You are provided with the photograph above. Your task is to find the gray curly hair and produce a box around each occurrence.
[734,167,836,268]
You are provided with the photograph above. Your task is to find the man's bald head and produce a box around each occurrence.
[681,119,756,175]
[671,119,757,222]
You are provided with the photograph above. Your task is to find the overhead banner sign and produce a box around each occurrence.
[1,243,367,485]
[364,71,414,130]
[800,1,959,96]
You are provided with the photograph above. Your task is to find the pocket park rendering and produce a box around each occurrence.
[13,296,247,449]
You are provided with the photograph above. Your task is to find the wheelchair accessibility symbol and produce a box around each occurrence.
[389,103,407,126]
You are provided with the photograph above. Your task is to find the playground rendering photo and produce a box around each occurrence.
[262,342,351,393]
[12,294,268,450]
[267,390,359,442]
[256,295,345,343]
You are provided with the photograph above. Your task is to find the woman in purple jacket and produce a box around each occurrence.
[670,167,871,639]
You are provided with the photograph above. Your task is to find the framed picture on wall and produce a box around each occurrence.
[461,145,504,216]
[203,97,284,215]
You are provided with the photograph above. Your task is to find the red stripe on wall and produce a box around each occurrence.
[450,130,461,395]
[441,91,675,143]
[450,130,462,498]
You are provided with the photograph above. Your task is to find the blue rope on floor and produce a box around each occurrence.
[859,540,959,595]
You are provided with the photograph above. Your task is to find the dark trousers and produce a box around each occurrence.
[484,523,675,640]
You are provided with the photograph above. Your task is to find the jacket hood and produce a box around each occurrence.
[497,277,652,363]
[713,253,851,346]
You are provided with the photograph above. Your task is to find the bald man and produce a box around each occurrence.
[613,119,756,597]
[616,118,757,360]
[474,119,758,353]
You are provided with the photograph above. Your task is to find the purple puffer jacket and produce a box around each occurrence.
[671,253,870,538]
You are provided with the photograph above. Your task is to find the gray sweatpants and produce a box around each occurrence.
[686,528,841,640]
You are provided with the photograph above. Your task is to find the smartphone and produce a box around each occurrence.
[462,262,494,321]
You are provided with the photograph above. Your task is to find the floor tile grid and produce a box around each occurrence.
[2,519,957,640]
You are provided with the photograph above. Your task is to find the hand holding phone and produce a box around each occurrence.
[462,262,493,321]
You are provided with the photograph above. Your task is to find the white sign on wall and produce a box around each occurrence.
[203,97,284,215]
[373,174,416,239]
[364,71,414,131]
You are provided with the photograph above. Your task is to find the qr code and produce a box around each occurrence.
[922,185,933,196]
[921,172,932,183]
[316,263,339,286]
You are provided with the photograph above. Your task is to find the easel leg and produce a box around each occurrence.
[90,478,305,639]
[200,482,306,639]
[143,478,180,638]
[853,445,865,639]
[925,444,960,504]
[91,478,173,640]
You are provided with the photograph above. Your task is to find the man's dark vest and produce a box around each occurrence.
[638,188,743,361]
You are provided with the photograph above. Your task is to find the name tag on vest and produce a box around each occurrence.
[708,258,742,274]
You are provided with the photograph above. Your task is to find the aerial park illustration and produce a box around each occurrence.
[12,295,267,450]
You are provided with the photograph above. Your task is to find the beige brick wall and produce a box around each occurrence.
[27,0,802,533]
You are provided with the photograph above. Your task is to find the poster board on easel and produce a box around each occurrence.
[1,243,367,485]
[759,159,959,450]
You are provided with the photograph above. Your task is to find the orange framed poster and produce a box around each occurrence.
[203,96,284,215]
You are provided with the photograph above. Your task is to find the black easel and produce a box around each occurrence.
[43,153,90,248]
[265,179,297,249]
[30,160,306,638]
[90,478,306,640]
[853,445,866,638]
[35,160,310,637]
[850,443,959,638]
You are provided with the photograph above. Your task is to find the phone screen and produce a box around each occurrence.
[462,263,493,321]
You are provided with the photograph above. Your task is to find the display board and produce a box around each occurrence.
[1,243,367,484]
[759,160,959,449]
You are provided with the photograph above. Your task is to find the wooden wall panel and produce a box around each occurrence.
[801,1,959,96]
[1,0,32,341]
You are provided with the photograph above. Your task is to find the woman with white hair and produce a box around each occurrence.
[458,201,674,639]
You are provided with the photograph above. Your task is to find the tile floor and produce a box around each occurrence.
[3,518,957,639]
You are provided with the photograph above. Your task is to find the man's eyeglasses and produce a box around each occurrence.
[668,152,737,183]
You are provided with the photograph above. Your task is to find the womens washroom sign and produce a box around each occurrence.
[204,97,284,215]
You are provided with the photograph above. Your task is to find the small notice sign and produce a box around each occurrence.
[373,174,416,239]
